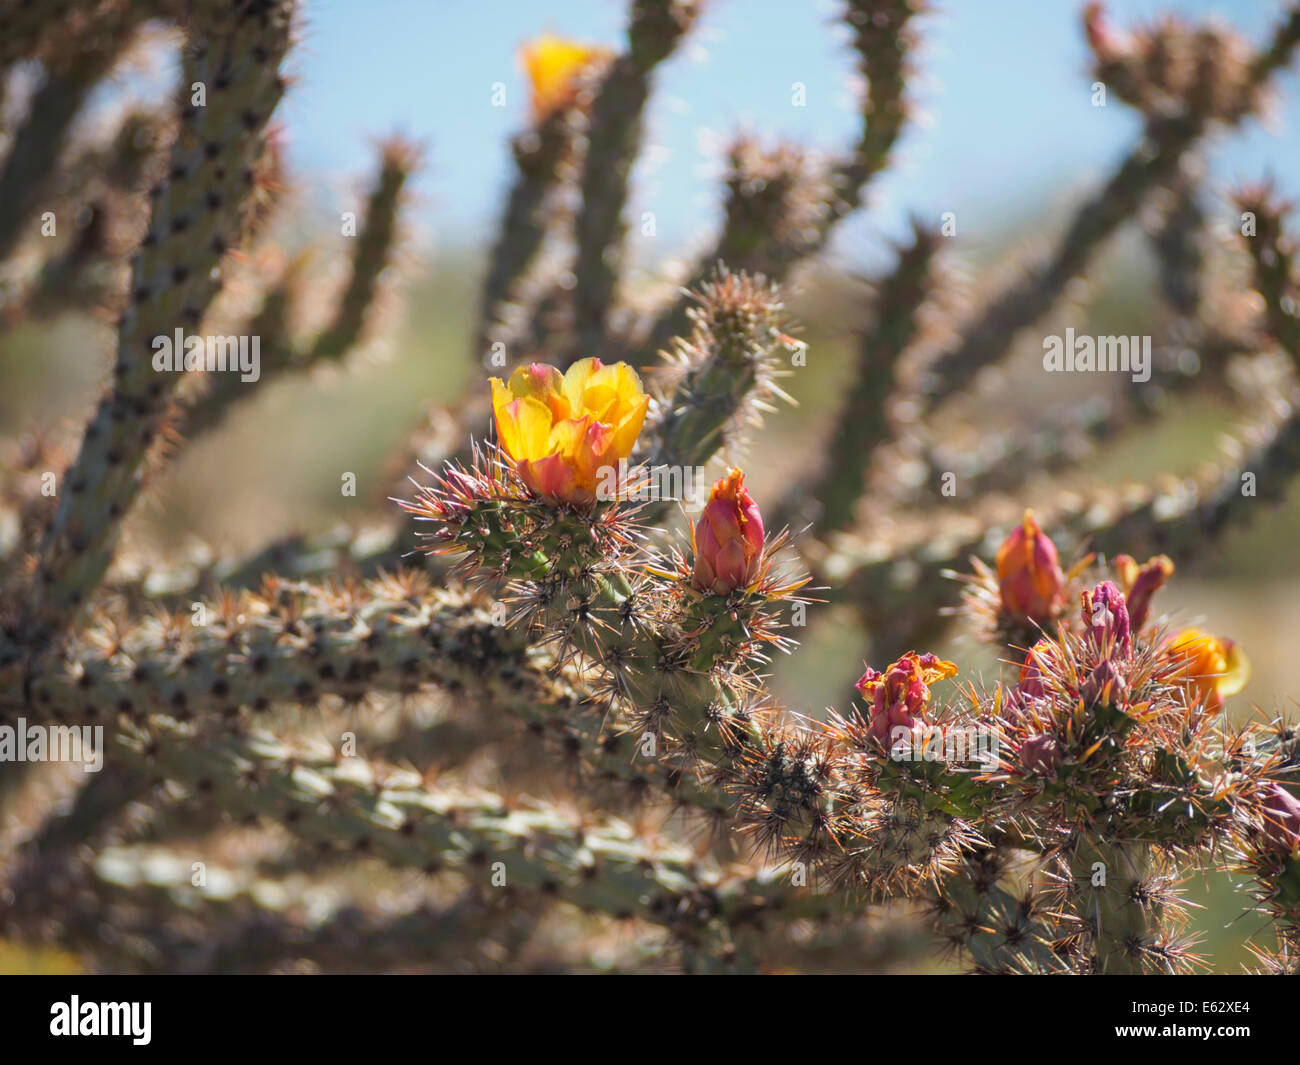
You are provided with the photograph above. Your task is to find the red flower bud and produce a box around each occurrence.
[691,468,764,595]
[1083,2,1126,62]
[995,511,1065,623]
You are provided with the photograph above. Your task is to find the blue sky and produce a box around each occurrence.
[277,0,1300,269]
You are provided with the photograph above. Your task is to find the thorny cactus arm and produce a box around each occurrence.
[633,0,923,366]
[568,0,699,362]
[179,138,418,439]
[821,357,1300,663]
[474,38,604,361]
[64,862,531,974]
[773,220,940,534]
[1236,183,1300,358]
[915,4,1300,415]
[0,4,144,262]
[107,718,835,935]
[22,0,295,648]
[6,571,748,820]
[642,270,798,489]
[7,0,1300,977]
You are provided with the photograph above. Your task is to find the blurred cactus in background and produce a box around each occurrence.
[2,0,1300,974]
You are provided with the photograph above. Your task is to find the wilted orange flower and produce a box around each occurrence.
[691,468,764,595]
[855,651,958,744]
[1164,627,1250,713]
[490,358,648,505]
[996,511,1065,623]
[519,35,610,120]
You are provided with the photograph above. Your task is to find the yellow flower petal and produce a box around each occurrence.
[491,378,519,456]
[609,392,650,459]
[561,357,602,415]
[519,35,607,120]
[509,396,555,462]
[507,362,564,400]
[1219,642,1251,696]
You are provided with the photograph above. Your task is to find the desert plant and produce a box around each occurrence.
[2,0,1300,974]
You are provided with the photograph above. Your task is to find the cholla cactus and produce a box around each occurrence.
[2,0,1300,977]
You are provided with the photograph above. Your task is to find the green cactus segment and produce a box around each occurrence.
[180,261,303,438]
[645,270,796,498]
[535,564,761,772]
[309,139,415,362]
[826,0,923,239]
[933,851,1068,974]
[107,718,833,931]
[18,581,534,726]
[570,0,698,360]
[780,221,940,534]
[919,5,1300,415]
[27,0,295,645]
[1067,836,1167,975]
[476,108,578,359]
[82,855,543,973]
[0,19,138,261]
[8,574,742,820]
[1236,186,1300,360]
[182,137,414,439]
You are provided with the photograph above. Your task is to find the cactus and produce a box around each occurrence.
[2,0,1300,977]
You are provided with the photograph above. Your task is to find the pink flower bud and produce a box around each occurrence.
[691,468,765,595]
[1081,580,1131,659]
[1018,639,1057,700]
[1260,782,1300,856]
[1019,733,1062,777]
[1082,659,1129,709]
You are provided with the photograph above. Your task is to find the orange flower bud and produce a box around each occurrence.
[490,358,649,506]
[1163,627,1250,714]
[995,511,1065,623]
[692,468,764,595]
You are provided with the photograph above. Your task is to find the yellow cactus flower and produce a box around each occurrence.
[490,358,649,506]
[519,35,610,120]
[1164,627,1250,713]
